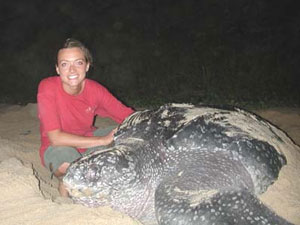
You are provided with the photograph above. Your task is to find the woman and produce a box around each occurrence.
[37,38,134,196]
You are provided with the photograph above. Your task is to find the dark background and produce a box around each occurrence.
[1,0,299,108]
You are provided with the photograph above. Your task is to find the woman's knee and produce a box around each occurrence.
[44,146,81,174]
[54,162,70,177]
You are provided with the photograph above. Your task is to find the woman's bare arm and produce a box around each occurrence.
[47,129,117,148]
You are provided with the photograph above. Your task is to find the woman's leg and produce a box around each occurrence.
[44,146,81,197]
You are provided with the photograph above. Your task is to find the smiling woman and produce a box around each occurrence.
[55,38,92,95]
[37,38,134,197]
[56,47,90,95]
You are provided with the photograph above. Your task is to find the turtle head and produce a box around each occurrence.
[63,146,137,206]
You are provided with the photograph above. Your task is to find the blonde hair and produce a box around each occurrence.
[58,38,93,65]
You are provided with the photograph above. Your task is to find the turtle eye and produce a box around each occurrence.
[85,164,101,183]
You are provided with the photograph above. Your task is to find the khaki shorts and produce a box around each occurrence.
[44,126,117,173]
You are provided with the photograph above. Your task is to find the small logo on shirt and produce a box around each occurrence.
[86,106,96,114]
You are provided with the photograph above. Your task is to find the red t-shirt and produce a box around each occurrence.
[37,76,134,166]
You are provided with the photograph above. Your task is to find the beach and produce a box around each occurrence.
[0,103,299,225]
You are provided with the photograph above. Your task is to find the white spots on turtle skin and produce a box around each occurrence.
[193,214,199,221]
[160,109,170,119]
[163,120,171,127]
[177,171,183,177]
[105,156,116,164]
[168,145,175,152]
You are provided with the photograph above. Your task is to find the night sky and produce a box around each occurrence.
[1,0,299,106]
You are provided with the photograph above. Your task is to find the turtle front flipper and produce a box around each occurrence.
[155,175,294,225]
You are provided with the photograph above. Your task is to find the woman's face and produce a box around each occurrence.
[56,47,90,95]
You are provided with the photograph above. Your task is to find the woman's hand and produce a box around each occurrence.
[97,128,117,146]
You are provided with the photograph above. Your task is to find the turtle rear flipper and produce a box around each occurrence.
[155,174,294,225]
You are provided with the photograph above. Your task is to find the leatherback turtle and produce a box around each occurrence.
[63,103,294,225]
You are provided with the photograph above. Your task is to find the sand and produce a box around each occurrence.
[0,103,299,224]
